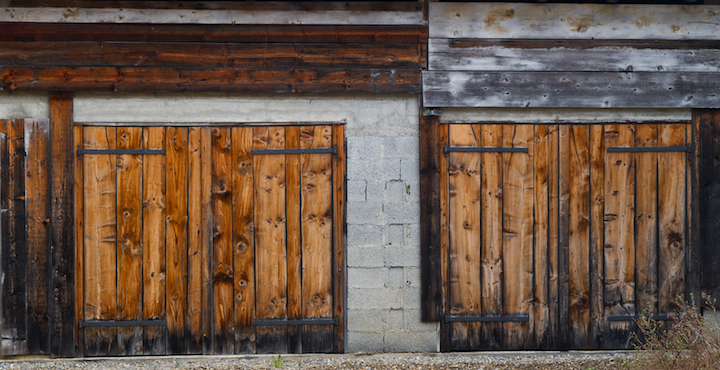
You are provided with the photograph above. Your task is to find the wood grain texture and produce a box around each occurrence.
[331,124,346,354]
[300,125,334,353]
[200,127,213,355]
[502,124,533,350]
[438,123,450,351]
[166,127,188,354]
[211,127,234,355]
[286,127,302,354]
[73,124,83,358]
[115,127,144,356]
[447,124,482,351]
[1,67,422,94]
[635,124,659,316]
[589,125,605,349]
[142,127,167,355]
[697,110,720,307]
[24,119,50,355]
[82,126,117,356]
[232,126,255,354]
[186,127,203,354]
[422,71,720,109]
[557,125,570,350]
[547,125,560,349]
[429,3,720,40]
[253,126,288,354]
[603,124,635,349]
[532,125,550,349]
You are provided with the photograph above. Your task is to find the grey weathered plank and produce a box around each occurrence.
[422,71,720,108]
[429,3,720,40]
[429,39,720,73]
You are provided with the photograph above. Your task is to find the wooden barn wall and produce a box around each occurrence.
[423,3,720,108]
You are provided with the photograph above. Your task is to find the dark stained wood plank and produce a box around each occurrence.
[142,127,167,355]
[1,67,422,94]
[24,119,50,355]
[589,125,605,349]
[115,127,144,356]
[73,124,83,358]
[557,125,570,350]
[200,127,213,355]
[547,125,560,349]
[0,23,428,44]
[232,126,255,354]
[3,1,424,12]
[419,113,442,322]
[567,125,591,349]
[635,124,659,316]
[211,127,234,355]
[687,118,700,310]
[187,127,203,354]
[502,124,534,350]
[0,42,426,70]
[285,127,302,354]
[300,125,334,353]
[438,123,451,351]
[480,124,502,350]
[0,119,28,355]
[82,126,117,356]
[603,124,636,349]
[697,110,720,306]
[166,127,189,354]
[422,71,720,109]
[446,124,482,351]
[658,124,687,314]
[331,124,346,354]
[532,125,550,349]
[253,126,288,354]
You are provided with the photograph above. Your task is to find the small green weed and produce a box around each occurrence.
[269,355,286,368]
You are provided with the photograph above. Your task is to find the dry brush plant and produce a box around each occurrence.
[621,295,720,370]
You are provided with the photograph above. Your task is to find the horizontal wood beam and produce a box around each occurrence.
[429,39,720,73]
[0,67,421,93]
[0,2,424,25]
[430,3,720,40]
[0,23,428,44]
[0,42,426,70]
[423,71,720,108]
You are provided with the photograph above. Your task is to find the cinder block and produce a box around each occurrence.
[386,181,408,203]
[384,202,420,224]
[348,224,383,246]
[385,267,404,288]
[404,309,439,332]
[347,202,383,225]
[347,180,366,202]
[405,224,420,247]
[347,331,384,353]
[400,158,420,184]
[347,246,384,268]
[403,287,422,310]
[348,267,386,289]
[385,309,405,331]
[348,288,403,310]
[404,267,420,288]
[348,309,384,333]
[348,136,384,159]
[365,181,386,202]
[384,330,437,353]
[384,137,419,159]
[386,224,404,246]
[384,246,420,268]
[348,158,401,181]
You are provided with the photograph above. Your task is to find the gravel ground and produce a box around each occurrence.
[0,352,632,370]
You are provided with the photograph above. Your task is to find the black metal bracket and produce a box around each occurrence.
[607,314,673,322]
[251,147,337,157]
[607,146,690,153]
[80,319,167,328]
[444,315,530,323]
[444,145,529,156]
[423,109,443,117]
[253,318,338,327]
[77,148,166,160]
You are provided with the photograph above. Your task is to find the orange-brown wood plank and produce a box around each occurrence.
[532,125,550,349]
[73,125,84,357]
[142,127,167,355]
[567,125,591,349]
[116,127,144,356]
[481,124,503,349]
[447,124,482,350]
[24,119,50,354]
[658,124,687,314]
[502,124,534,350]
[82,126,117,356]
[589,125,605,348]
[547,125,560,349]
[166,127,189,354]
[187,127,203,354]
[200,127,213,355]
[232,126,255,354]
[211,127,234,354]
[603,124,636,348]
[331,124,346,354]
[286,127,302,354]
[300,125,334,353]
[253,126,288,354]
[635,124,658,316]
[438,123,451,351]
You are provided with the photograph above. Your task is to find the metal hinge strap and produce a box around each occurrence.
[253,318,339,327]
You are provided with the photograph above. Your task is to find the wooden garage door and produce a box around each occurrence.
[76,124,345,356]
[440,123,691,351]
